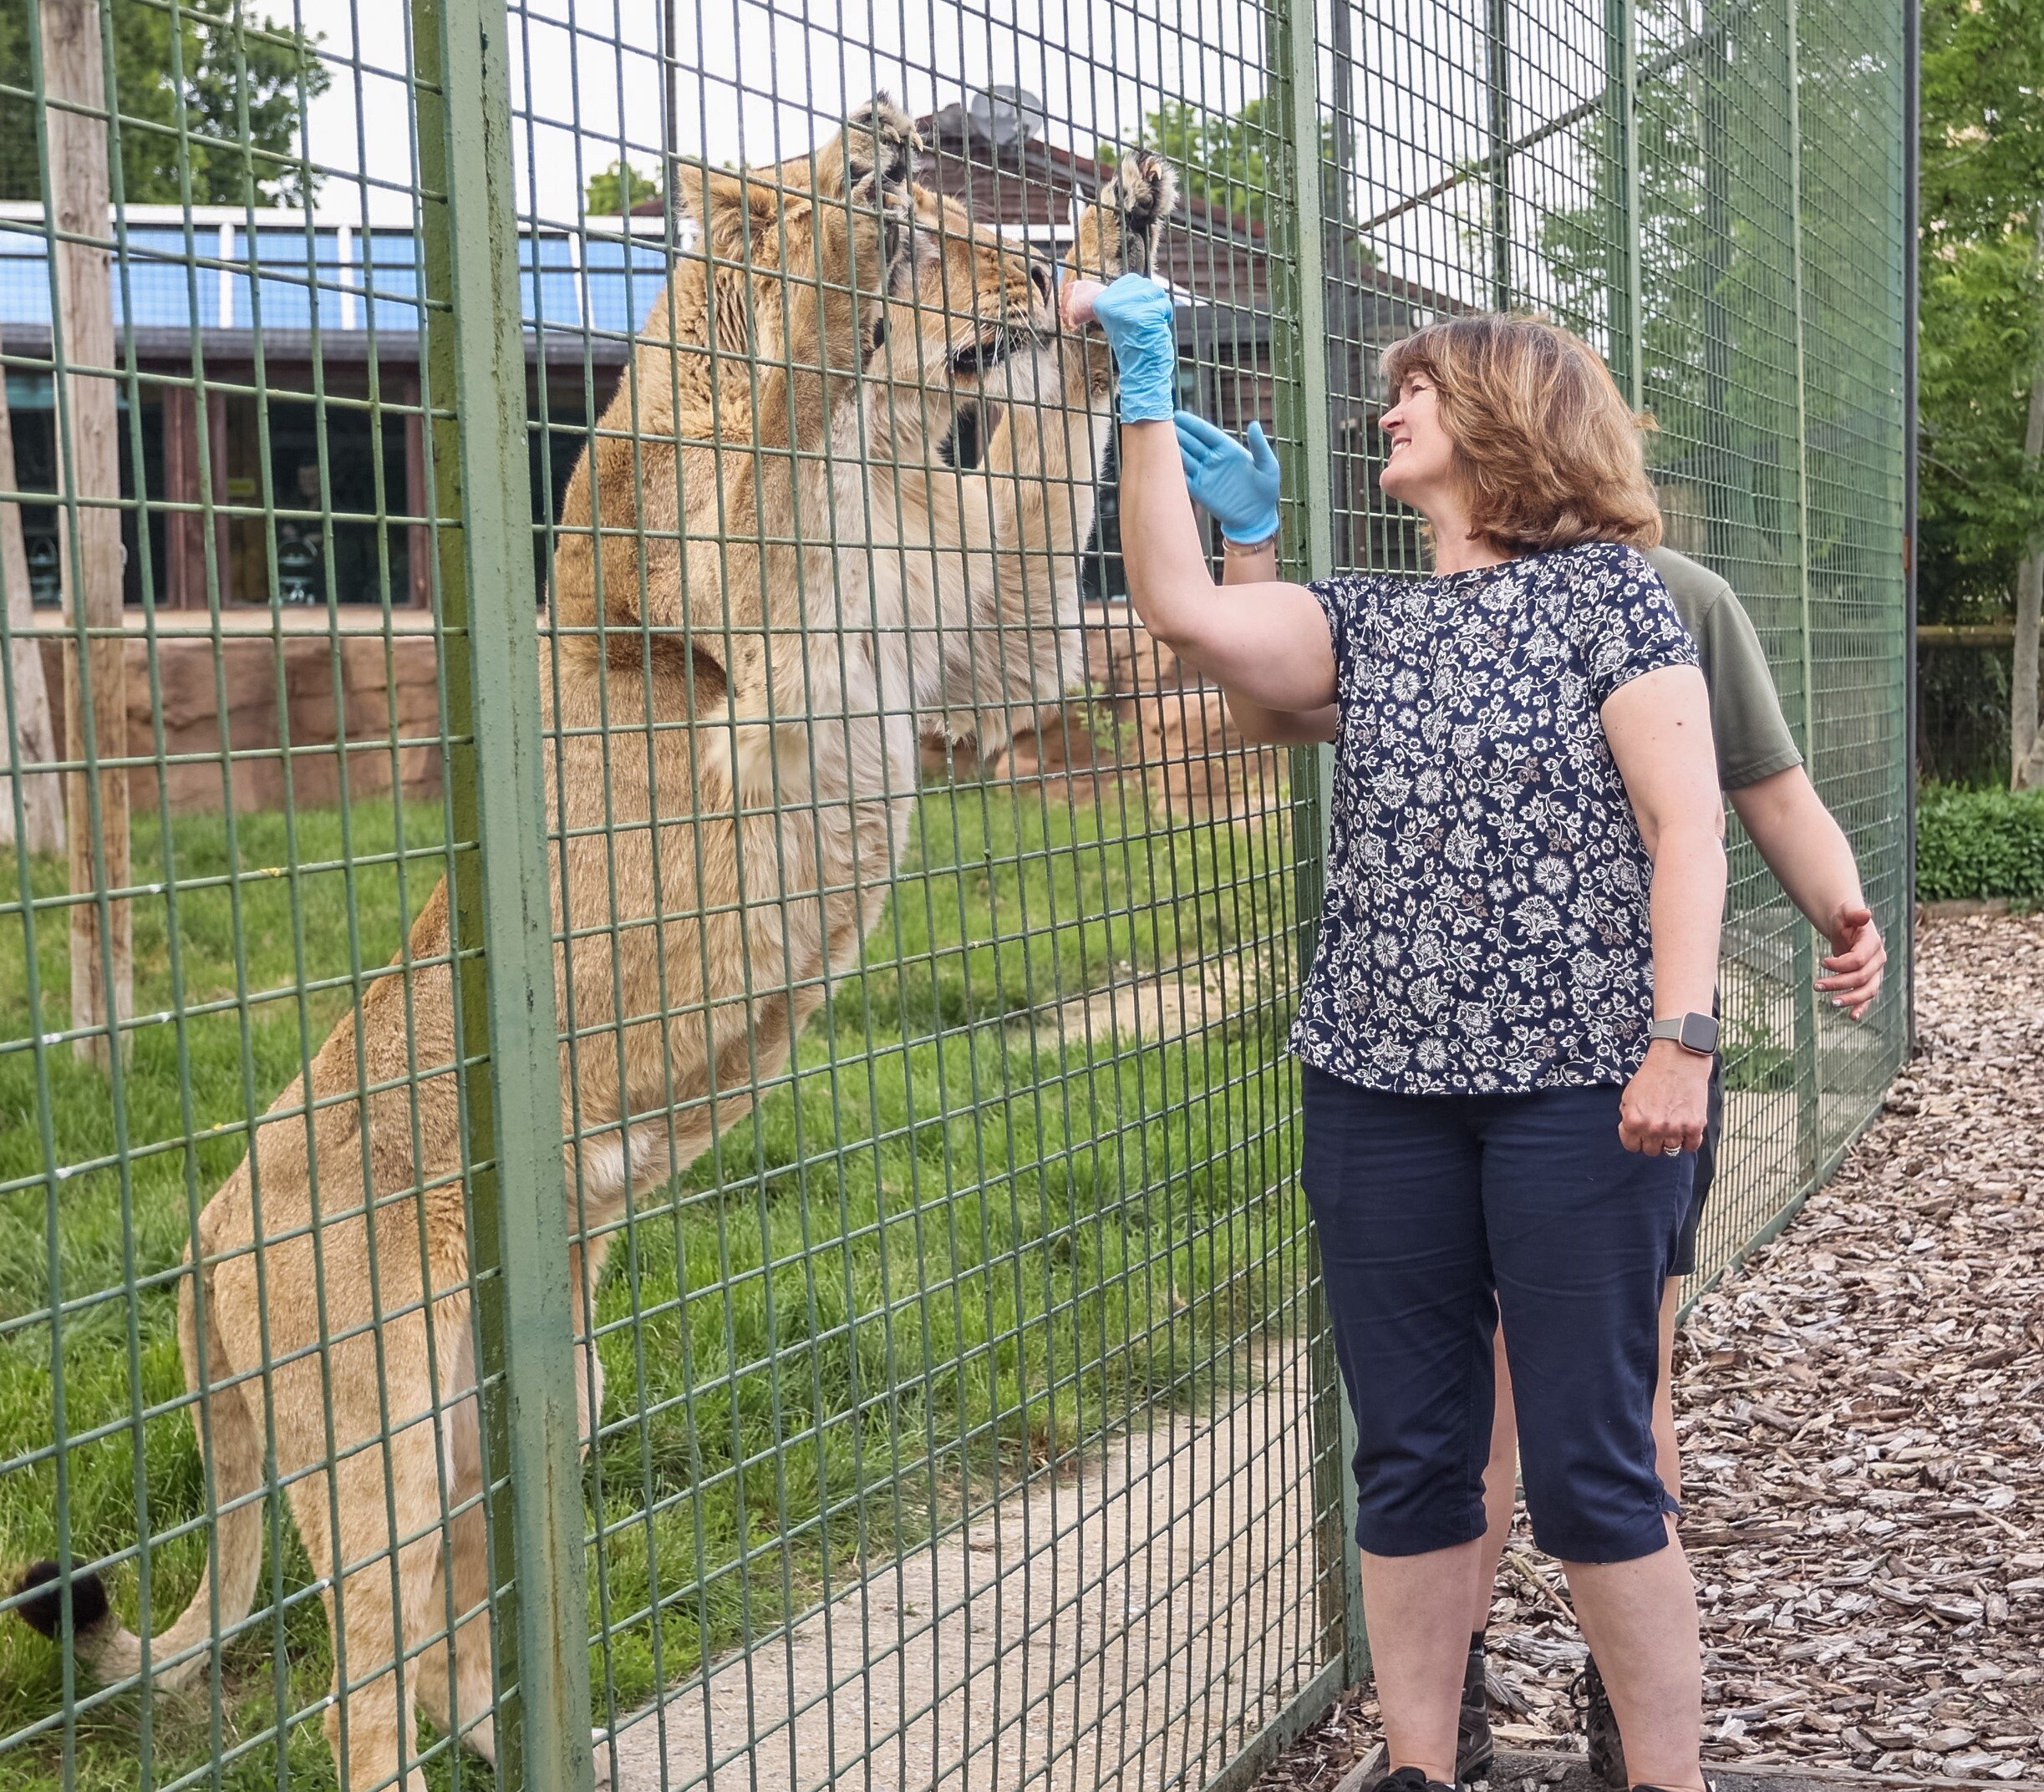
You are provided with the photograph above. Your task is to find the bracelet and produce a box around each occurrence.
[1222,530,1279,557]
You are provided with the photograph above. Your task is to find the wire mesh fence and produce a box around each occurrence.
[0,1,1908,1789]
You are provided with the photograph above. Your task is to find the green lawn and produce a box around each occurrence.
[0,774,1308,1790]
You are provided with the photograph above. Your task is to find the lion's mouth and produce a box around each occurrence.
[950,329,1019,374]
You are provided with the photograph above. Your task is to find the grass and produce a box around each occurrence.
[0,773,1308,1791]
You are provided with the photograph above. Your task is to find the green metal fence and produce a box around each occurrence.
[0,0,1909,1788]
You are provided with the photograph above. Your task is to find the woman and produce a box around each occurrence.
[1173,426,1889,1786]
[1090,278,1721,1792]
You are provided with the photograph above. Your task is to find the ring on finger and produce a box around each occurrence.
[1661,1143,1680,1157]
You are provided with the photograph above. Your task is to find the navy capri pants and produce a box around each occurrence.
[1299,1065,1691,1564]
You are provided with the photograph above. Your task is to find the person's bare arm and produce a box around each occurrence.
[1602,664,1726,1155]
[1728,765,1885,1018]
[1204,538,1340,743]
[1117,419,1335,709]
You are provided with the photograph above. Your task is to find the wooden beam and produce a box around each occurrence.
[1916,622,2029,647]
[0,331,66,854]
[43,0,131,1068]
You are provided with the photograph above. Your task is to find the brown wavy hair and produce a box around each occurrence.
[1381,313,1662,554]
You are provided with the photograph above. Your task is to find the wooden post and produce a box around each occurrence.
[0,333,66,855]
[43,0,131,1067]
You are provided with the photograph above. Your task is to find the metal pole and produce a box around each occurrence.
[413,3,592,1789]
[1604,0,1643,405]
[1900,0,1919,1053]
[1487,0,1513,312]
[1783,0,1825,1180]
[1272,0,1365,1692]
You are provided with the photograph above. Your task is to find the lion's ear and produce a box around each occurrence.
[674,159,807,263]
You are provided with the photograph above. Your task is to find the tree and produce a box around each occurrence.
[1095,97,1370,254]
[0,4,328,206]
[1919,0,2044,784]
[586,160,662,216]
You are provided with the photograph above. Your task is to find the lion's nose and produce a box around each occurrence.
[1028,258,1054,304]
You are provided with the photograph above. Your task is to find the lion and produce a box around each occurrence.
[13,95,1175,1792]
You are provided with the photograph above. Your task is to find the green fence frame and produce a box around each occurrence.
[0,0,1912,1785]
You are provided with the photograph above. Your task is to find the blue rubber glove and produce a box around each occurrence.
[1088,273,1178,423]
[1175,411,1282,543]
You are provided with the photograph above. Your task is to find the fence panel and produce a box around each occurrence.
[0,0,1909,1789]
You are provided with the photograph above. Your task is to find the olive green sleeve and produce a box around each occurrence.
[1691,586,1804,789]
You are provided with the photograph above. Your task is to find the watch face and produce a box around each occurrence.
[1680,1012,1719,1054]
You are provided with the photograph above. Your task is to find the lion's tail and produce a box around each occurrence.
[13,1250,267,1689]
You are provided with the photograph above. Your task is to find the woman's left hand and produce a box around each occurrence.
[1618,1040,1711,1156]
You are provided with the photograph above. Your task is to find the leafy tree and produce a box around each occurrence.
[585,160,662,217]
[1918,0,2044,614]
[0,3,328,206]
[1095,96,1371,256]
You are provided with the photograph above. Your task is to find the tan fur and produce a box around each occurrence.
[25,99,1176,1791]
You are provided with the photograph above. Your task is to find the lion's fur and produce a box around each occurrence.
[16,99,1175,1791]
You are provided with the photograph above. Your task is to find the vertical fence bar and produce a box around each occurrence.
[1604,0,1643,406]
[1270,0,1365,1692]
[1783,0,1825,1178]
[1487,0,1515,312]
[1900,0,1919,1052]
[411,3,592,1788]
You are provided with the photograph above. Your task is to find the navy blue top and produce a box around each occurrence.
[1291,541,1700,1095]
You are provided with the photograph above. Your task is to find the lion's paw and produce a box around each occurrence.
[1073,150,1179,280]
[841,94,921,206]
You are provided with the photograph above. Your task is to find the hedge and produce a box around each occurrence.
[1916,784,2044,904]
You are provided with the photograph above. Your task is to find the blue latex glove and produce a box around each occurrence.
[1175,410,1282,543]
[1088,273,1178,423]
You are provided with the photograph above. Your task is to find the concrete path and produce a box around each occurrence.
[603,1347,1326,1792]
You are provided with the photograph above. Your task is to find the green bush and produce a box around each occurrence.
[1916,783,2044,902]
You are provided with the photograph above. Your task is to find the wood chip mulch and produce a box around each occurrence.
[1255,911,2044,1789]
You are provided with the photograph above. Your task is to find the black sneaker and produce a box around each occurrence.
[1350,1638,1493,1789]
[1569,1657,1626,1791]
[1379,1769,1457,1792]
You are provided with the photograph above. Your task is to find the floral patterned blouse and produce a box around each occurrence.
[1291,541,1700,1095]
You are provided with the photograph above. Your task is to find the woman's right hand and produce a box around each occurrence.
[1089,274,1178,423]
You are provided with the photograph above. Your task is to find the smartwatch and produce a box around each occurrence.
[1649,1012,1720,1056]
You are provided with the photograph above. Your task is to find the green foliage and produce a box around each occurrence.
[0,3,328,206]
[585,159,662,217]
[0,784,1299,1789]
[1916,0,2044,622]
[1096,96,1374,263]
[1915,783,2044,902]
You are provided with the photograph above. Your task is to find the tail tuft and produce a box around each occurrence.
[13,1561,109,1641]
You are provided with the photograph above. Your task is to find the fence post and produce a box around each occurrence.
[1269,0,1366,1693]
[411,3,593,1789]
[1783,0,1825,1178]
[1604,0,1643,406]
[1900,0,1919,1052]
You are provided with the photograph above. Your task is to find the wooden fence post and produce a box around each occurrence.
[41,0,130,1067]
[0,337,66,855]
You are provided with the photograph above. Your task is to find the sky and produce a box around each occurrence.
[299,0,1619,312]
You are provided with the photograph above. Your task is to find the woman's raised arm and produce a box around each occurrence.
[1091,277,1337,711]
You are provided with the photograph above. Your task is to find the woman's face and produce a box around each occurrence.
[1377,373,1457,510]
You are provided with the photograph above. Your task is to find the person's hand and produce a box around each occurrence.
[1175,411,1282,543]
[1818,903,1885,1019]
[1619,1040,1711,1156]
[1089,273,1177,423]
